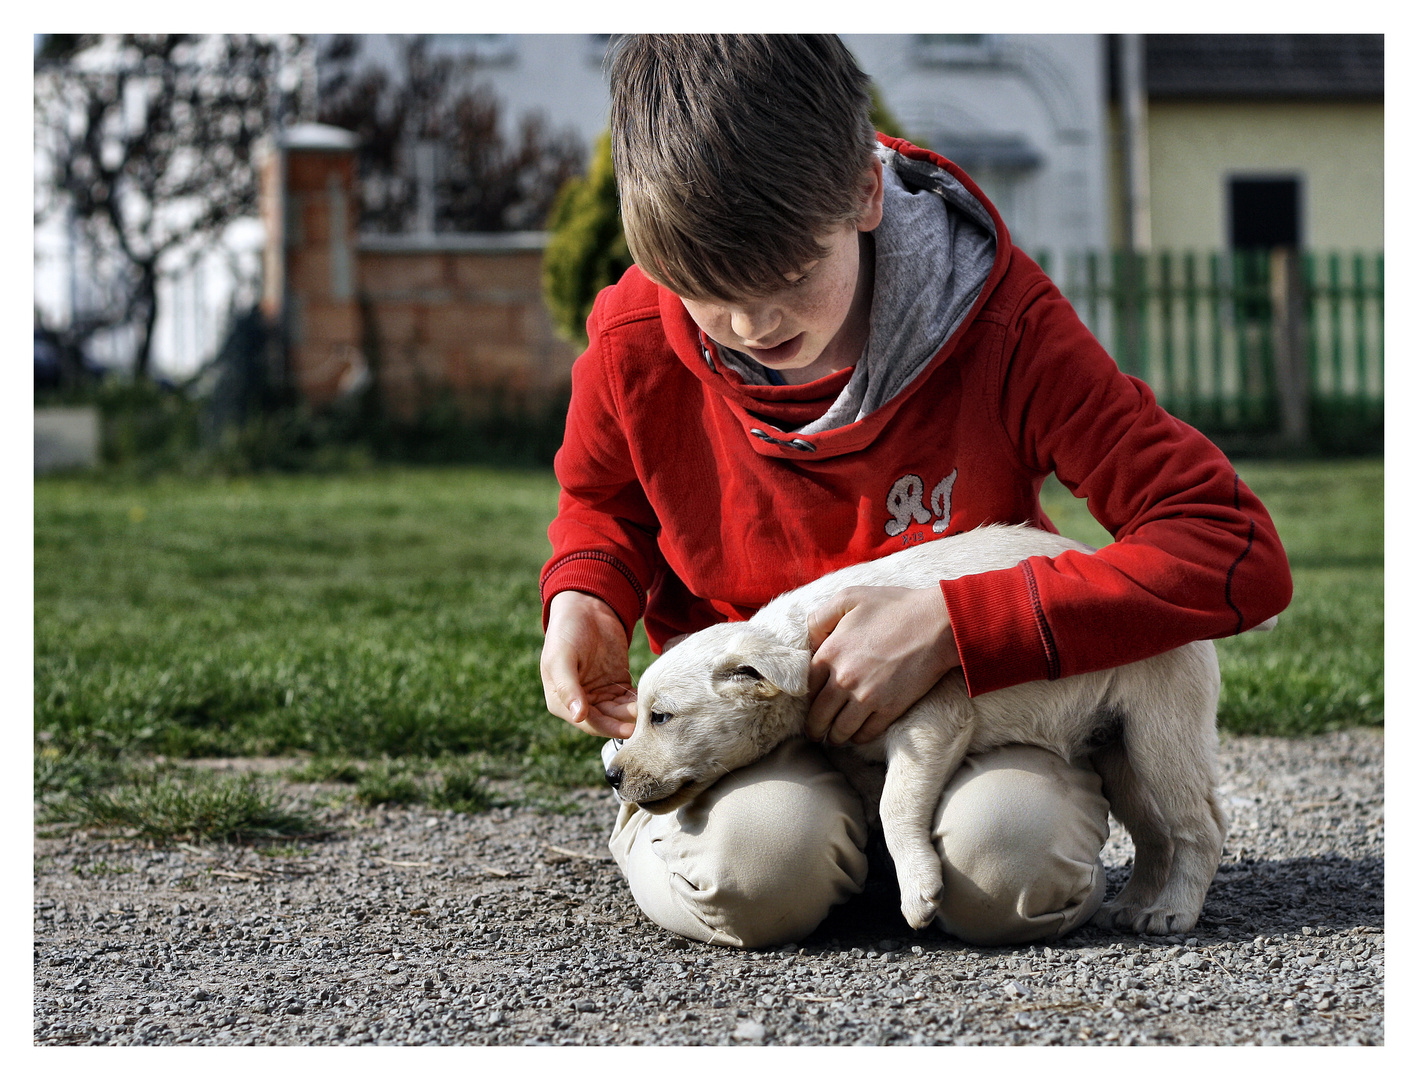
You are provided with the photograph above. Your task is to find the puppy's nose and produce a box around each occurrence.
[605,765,623,790]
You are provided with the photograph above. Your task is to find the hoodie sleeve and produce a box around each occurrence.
[940,268,1293,697]
[539,293,665,640]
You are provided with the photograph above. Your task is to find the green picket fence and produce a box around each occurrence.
[1036,250,1384,452]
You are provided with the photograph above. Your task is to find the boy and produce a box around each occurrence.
[539,35,1291,949]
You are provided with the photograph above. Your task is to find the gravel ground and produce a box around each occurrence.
[33,728,1383,1047]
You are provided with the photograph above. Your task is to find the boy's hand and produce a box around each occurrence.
[541,591,638,740]
[805,585,960,746]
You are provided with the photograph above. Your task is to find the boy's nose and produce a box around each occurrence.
[729,304,780,344]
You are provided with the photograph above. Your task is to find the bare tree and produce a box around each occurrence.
[34,34,298,380]
[317,35,585,235]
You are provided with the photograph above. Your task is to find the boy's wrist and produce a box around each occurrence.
[548,590,628,639]
[541,551,646,638]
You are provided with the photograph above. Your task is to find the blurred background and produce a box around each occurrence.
[32,34,1383,830]
[34,33,1383,470]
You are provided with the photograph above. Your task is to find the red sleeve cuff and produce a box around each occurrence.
[939,562,1055,697]
[540,552,646,641]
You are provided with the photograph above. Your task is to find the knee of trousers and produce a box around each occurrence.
[609,739,870,949]
[931,745,1111,947]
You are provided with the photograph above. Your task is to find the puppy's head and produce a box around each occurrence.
[605,623,810,814]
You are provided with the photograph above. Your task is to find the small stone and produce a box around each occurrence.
[733,1020,767,1044]
[573,999,597,1013]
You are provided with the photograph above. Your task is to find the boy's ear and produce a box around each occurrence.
[713,636,810,699]
[855,156,885,233]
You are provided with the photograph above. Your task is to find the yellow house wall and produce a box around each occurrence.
[1138,100,1383,252]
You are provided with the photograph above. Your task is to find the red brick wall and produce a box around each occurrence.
[356,243,577,419]
[270,133,578,418]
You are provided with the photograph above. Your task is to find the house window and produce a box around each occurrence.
[913,34,1000,67]
[1229,177,1301,249]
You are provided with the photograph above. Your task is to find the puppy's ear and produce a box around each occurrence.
[713,636,810,698]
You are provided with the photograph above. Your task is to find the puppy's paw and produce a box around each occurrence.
[900,891,942,930]
[1095,901,1199,936]
[896,866,944,930]
[1132,905,1199,936]
[1091,901,1132,931]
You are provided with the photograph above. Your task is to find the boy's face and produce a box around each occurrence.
[678,160,884,385]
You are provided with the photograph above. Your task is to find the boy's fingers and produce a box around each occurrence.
[806,679,852,742]
[540,656,586,726]
[826,705,870,746]
[806,592,856,651]
[596,697,637,725]
[577,704,636,740]
[850,711,896,745]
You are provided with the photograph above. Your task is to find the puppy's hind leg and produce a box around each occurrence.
[1099,646,1226,936]
[1089,740,1173,931]
[880,707,973,930]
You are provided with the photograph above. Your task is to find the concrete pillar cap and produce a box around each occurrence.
[279,123,360,151]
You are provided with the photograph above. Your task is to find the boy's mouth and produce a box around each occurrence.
[745,332,804,366]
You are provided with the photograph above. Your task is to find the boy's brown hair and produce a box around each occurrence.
[609,34,877,301]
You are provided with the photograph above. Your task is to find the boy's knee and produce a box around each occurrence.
[613,740,869,949]
[932,745,1111,946]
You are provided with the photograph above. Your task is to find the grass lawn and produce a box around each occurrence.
[34,458,1382,821]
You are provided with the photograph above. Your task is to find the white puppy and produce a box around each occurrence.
[605,525,1235,936]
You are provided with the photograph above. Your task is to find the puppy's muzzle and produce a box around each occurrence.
[605,764,624,791]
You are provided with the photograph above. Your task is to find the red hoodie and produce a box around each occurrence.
[541,136,1291,697]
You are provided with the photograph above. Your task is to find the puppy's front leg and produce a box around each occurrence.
[880,709,974,929]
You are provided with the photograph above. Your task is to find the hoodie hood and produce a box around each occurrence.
[660,137,1008,459]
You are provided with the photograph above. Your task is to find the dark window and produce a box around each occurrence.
[1229,177,1301,248]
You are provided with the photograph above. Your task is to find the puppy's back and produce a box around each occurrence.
[755,525,1092,640]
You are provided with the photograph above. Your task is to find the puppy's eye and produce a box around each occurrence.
[650,711,672,726]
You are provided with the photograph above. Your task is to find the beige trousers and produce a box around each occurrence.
[605,738,1110,949]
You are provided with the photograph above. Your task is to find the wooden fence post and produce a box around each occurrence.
[1270,247,1310,451]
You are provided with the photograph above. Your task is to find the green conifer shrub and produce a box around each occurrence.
[541,132,632,347]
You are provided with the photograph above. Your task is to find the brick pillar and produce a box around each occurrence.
[265,124,363,406]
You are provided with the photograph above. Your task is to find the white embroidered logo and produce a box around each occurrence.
[885,469,957,541]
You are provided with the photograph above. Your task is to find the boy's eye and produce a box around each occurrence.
[650,711,672,726]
